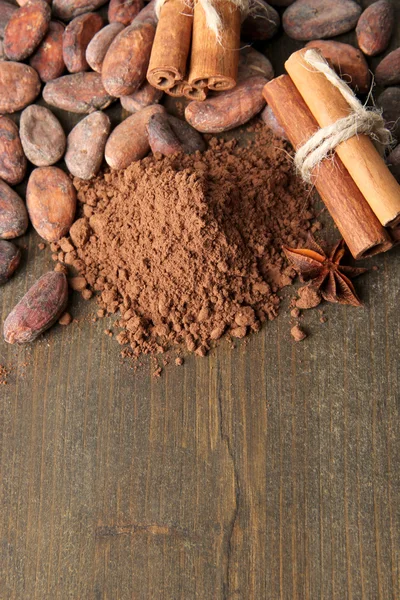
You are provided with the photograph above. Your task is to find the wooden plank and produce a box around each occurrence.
[1,2,400,598]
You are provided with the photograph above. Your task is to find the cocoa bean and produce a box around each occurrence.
[0,41,5,61]
[52,0,108,21]
[147,113,184,156]
[20,105,66,166]
[0,239,21,284]
[65,111,110,179]
[387,144,400,183]
[377,87,400,140]
[3,271,68,344]
[26,166,76,242]
[43,72,114,113]
[356,0,394,57]
[0,180,29,239]
[0,0,17,37]
[147,114,205,156]
[105,104,164,169]
[185,76,267,133]
[86,22,124,73]
[101,20,155,97]
[305,40,371,94]
[108,0,143,25]
[375,48,400,87]
[0,116,27,185]
[63,12,103,73]
[4,0,51,61]
[167,115,206,154]
[0,61,41,113]
[283,0,362,41]
[260,105,288,140]
[120,80,163,112]
[238,46,274,82]
[241,0,279,41]
[29,21,65,82]
[133,0,157,26]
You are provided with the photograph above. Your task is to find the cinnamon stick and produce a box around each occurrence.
[263,76,392,259]
[188,0,240,91]
[166,80,207,101]
[285,49,400,228]
[147,0,193,91]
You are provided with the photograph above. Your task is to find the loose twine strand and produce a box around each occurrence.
[295,49,393,183]
[155,0,249,40]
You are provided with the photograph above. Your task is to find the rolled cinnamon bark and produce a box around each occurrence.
[188,0,240,91]
[263,76,392,259]
[285,49,400,228]
[147,0,193,90]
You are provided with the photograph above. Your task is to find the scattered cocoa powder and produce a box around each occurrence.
[291,325,307,342]
[0,364,10,384]
[66,125,315,357]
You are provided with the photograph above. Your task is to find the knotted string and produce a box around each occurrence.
[295,49,393,183]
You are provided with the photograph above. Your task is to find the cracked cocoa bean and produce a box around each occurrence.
[4,271,68,343]
[0,116,27,185]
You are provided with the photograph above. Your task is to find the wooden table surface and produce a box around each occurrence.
[1,1,399,598]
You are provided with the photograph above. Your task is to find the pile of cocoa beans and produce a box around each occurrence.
[0,0,399,343]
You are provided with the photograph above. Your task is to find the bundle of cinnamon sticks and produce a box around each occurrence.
[263,48,400,260]
[147,0,240,100]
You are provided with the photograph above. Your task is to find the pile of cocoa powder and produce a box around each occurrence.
[59,125,319,357]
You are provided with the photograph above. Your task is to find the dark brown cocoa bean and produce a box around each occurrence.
[305,40,371,94]
[260,105,288,140]
[387,144,400,183]
[105,104,164,169]
[43,72,114,113]
[0,61,41,113]
[26,166,76,241]
[0,0,17,37]
[120,80,162,112]
[168,115,206,154]
[356,0,394,57]
[20,105,66,166]
[108,0,143,25]
[52,0,108,21]
[0,180,28,239]
[4,0,51,61]
[375,48,400,87]
[283,0,362,41]
[241,0,279,41]
[65,111,110,179]
[377,87,400,140]
[85,22,124,72]
[185,76,267,133]
[29,21,65,82]
[101,20,155,96]
[63,12,103,73]
[0,239,21,284]
[3,271,68,343]
[147,113,183,156]
[0,116,27,185]
[238,46,274,82]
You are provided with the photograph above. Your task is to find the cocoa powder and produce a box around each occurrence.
[66,124,317,357]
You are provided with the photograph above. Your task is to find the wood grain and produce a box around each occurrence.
[1,1,400,598]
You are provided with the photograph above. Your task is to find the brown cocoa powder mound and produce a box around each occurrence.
[68,125,315,357]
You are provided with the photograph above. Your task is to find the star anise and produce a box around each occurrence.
[283,236,367,307]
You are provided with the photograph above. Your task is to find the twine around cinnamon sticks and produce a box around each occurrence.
[263,48,400,259]
[147,0,242,100]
